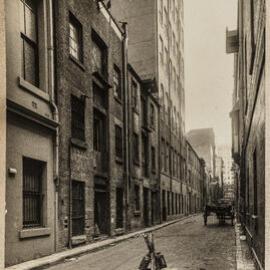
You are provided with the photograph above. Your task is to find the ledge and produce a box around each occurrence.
[70,138,88,150]
[134,210,141,217]
[19,227,51,239]
[114,228,124,236]
[69,55,86,71]
[18,77,50,102]
[115,157,123,165]
[114,95,123,105]
[71,235,87,246]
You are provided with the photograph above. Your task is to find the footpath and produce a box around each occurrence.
[234,223,256,270]
[6,215,196,270]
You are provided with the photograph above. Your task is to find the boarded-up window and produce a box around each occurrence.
[115,125,123,159]
[72,180,85,236]
[134,185,140,211]
[71,95,85,141]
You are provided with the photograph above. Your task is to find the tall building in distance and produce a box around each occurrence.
[111,0,186,221]
[217,145,234,185]
[186,128,216,178]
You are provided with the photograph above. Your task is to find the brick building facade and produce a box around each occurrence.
[111,0,186,223]
[186,140,205,213]
[228,0,265,268]
[53,0,126,248]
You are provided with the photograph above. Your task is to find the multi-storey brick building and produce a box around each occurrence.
[186,140,205,213]
[53,0,127,248]
[227,0,265,267]
[111,0,186,223]
[127,64,160,230]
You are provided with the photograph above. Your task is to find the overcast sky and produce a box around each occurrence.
[184,0,237,146]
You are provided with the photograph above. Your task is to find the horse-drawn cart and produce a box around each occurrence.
[203,202,234,226]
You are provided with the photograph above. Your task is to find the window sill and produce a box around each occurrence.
[132,107,140,115]
[69,55,86,71]
[19,227,51,239]
[134,210,141,217]
[18,77,50,102]
[133,160,140,167]
[71,235,87,246]
[114,96,123,105]
[115,157,123,164]
[71,138,88,150]
[92,71,111,88]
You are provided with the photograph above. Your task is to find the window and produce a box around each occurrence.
[141,97,147,127]
[113,65,121,100]
[93,82,107,109]
[166,143,169,172]
[23,157,44,228]
[150,104,155,128]
[115,125,123,159]
[253,149,258,216]
[92,31,107,76]
[151,146,156,172]
[71,95,85,141]
[159,36,164,65]
[69,13,83,62]
[134,185,140,211]
[20,0,39,86]
[116,188,124,228]
[131,80,138,110]
[72,180,85,236]
[159,0,163,24]
[133,133,139,164]
[93,110,106,152]
[249,0,255,74]
[167,191,170,215]
[141,133,148,176]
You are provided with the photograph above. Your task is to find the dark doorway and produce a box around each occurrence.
[94,186,109,235]
[116,187,124,229]
[143,187,149,227]
[72,180,85,236]
[151,191,155,225]
[162,190,167,221]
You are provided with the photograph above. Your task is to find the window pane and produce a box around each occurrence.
[69,22,79,60]
[20,1,25,34]
[92,42,103,73]
[25,4,37,42]
[23,39,38,86]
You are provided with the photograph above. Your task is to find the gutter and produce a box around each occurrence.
[47,0,59,252]
[121,22,130,231]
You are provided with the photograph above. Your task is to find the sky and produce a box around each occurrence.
[184,0,238,146]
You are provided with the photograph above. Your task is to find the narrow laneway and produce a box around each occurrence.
[48,215,236,270]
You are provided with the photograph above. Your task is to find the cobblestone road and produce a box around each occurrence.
[48,215,236,270]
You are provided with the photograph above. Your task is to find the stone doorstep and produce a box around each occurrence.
[6,214,197,270]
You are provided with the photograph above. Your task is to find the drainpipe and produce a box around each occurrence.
[121,22,129,231]
[47,0,59,252]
